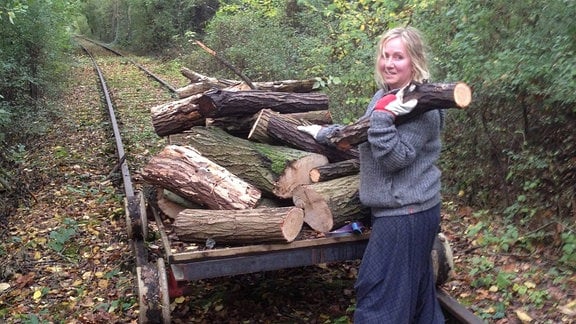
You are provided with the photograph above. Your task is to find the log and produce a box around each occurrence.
[225,78,321,93]
[179,69,321,94]
[197,88,329,118]
[283,110,333,124]
[141,145,262,210]
[205,114,259,138]
[247,109,281,144]
[180,68,238,84]
[176,69,240,98]
[292,175,369,232]
[248,109,332,144]
[150,94,205,137]
[309,159,360,183]
[173,207,305,244]
[156,190,186,219]
[170,127,329,199]
[206,109,331,140]
[264,112,358,162]
[324,82,472,150]
[156,188,202,219]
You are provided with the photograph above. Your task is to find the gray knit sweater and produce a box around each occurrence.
[316,88,443,217]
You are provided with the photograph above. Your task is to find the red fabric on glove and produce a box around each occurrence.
[374,94,397,111]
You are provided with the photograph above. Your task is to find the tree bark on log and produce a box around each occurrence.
[205,109,332,140]
[309,159,360,183]
[141,145,262,210]
[205,114,259,138]
[248,109,333,144]
[284,110,333,124]
[224,78,320,93]
[292,175,369,232]
[179,68,321,97]
[265,112,358,162]
[173,207,305,244]
[180,68,237,85]
[197,88,329,118]
[247,109,279,144]
[324,82,472,150]
[156,188,202,219]
[156,190,186,219]
[170,127,329,199]
[150,94,205,137]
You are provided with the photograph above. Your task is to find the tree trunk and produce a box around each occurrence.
[173,206,304,244]
[324,82,472,150]
[197,88,329,118]
[141,145,262,210]
[169,127,329,199]
[150,94,204,137]
[292,175,369,232]
[309,159,360,183]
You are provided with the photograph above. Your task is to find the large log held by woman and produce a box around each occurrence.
[325,82,472,150]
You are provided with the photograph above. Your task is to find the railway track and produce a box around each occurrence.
[75,37,483,324]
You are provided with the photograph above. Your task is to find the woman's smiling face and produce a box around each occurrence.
[378,36,413,90]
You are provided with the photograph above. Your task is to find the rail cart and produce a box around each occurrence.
[126,191,483,324]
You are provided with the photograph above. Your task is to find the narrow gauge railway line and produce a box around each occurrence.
[75,38,482,323]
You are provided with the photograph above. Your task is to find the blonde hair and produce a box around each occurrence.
[374,26,430,90]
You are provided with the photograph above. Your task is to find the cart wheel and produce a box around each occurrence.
[137,258,171,323]
[432,233,454,286]
[125,193,148,240]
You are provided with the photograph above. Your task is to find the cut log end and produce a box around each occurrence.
[292,185,333,233]
[282,208,305,242]
[273,153,329,199]
[454,83,472,108]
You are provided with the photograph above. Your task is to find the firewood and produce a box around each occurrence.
[265,112,358,162]
[173,207,305,244]
[283,110,333,124]
[177,68,238,98]
[170,127,329,199]
[248,109,331,143]
[179,68,321,96]
[150,94,204,137]
[324,82,472,150]
[141,145,262,210]
[309,159,360,183]
[292,175,369,232]
[205,114,259,138]
[180,68,237,85]
[155,188,203,219]
[196,88,329,118]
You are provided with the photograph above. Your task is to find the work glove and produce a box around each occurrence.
[373,84,418,117]
[297,124,323,140]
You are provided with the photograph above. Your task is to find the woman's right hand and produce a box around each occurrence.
[297,125,322,140]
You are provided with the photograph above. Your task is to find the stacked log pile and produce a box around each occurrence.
[141,69,471,247]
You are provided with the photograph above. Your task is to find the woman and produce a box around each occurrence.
[298,26,445,323]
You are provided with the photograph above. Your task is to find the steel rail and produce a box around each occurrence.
[77,40,170,323]
[76,35,178,94]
